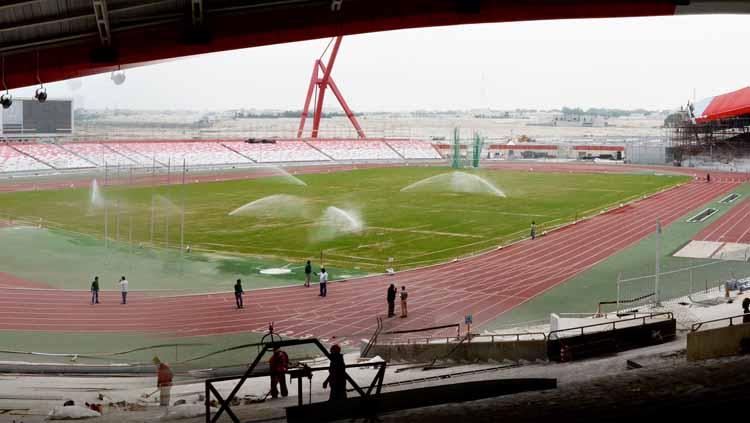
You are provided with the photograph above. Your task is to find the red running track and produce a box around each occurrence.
[0,178,740,346]
[695,195,750,243]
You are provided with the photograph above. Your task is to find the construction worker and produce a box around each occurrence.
[269,347,289,399]
[90,276,100,304]
[387,284,397,317]
[315,268,328,297]
[400,286,409,318]
[304,260,312,287]
[153,356,173,407]
[323,344,347,401]
[234,279,244,309]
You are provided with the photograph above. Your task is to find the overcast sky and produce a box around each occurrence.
[11,15,750,112]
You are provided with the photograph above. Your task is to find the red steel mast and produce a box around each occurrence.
[297,36,366,139]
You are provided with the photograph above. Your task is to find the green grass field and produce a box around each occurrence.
[0,167,686,274]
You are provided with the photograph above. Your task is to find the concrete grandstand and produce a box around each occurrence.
[0,138,443,174]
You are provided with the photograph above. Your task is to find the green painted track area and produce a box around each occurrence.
[489,182,750,328]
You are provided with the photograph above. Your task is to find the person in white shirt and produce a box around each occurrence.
[314,268,328,297]
[119,276,129,304]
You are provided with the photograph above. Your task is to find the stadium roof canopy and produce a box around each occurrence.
[693,87,750,123]
[1,0,750,90]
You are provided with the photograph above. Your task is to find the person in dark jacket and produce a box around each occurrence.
[387,284,397,317]
[304,260,312,287]
[743,297,750,324]
[269,347,289,398]
[234,279,244,309]
[323,344,347,401]
[90,276,100,304]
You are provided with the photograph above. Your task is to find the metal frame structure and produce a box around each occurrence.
[669,109,750,161]
[204,338,386,423]
[296,36,365,139]
[1,2,750,90]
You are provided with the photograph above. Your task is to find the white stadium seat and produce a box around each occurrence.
[0,145,52,172]
[308,139,401,160]
[222,141,330,163]
[14,144,96,169]
[385,139,442,159]
[64,143,138,167]
[106,141,251,166]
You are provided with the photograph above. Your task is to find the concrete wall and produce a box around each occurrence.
[369,340,547,363]
[687,323,750,361]
[626,144,668,165]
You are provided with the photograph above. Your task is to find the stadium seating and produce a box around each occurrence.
[385,139,442,159]
[107,141,250,166]
[1,138,441,174]
[0,145,52,173]
[308,139,401,160]
[222,141,330,162]
[63,143,139,167]
[14,143,96,169]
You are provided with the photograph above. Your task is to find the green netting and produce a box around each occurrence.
[451,128,462,169]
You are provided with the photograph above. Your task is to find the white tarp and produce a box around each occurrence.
[673,240,724,259]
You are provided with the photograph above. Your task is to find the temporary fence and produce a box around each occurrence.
[602,260,747,315]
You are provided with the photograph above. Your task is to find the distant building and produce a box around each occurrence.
[530,112,609,127]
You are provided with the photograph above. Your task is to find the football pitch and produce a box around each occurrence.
[0,166,686,281]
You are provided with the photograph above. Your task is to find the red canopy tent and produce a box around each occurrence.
[694,87,750,123]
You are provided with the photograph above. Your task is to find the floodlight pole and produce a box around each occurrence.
[616,272,622,315]
[180,158,186,258]
[104,199,109,249]
[165,158,170,250]
[150,157,155,245]
[654,219,661,306]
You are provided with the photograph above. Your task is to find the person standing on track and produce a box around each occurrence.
[153,356,173,407]
[707,173,711,183]
[90,276,100,304]
[387,284,397,317]
[315,267,328,297]
[234,279,244,309]
[269,347,289,399]
[119,276,129,304]
[400,286,409,318]
[530,221,537,240]
[304,260,312,287]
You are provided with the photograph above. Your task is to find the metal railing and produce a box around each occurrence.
[691,314,750,332]
[468,332,548,342]
[548,311,674,340]
[204,338,386,423]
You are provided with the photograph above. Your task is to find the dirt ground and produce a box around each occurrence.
[3,333,750,423]
[374,353,750,422]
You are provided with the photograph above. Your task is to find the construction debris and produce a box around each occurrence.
[160,404,215,421]
[626,360,643,370]
[47,405,101,420]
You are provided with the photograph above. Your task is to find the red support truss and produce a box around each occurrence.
[297,36,366,139]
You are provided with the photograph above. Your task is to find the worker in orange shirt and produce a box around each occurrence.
[153,356,174,407]
[268,347,289,399]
